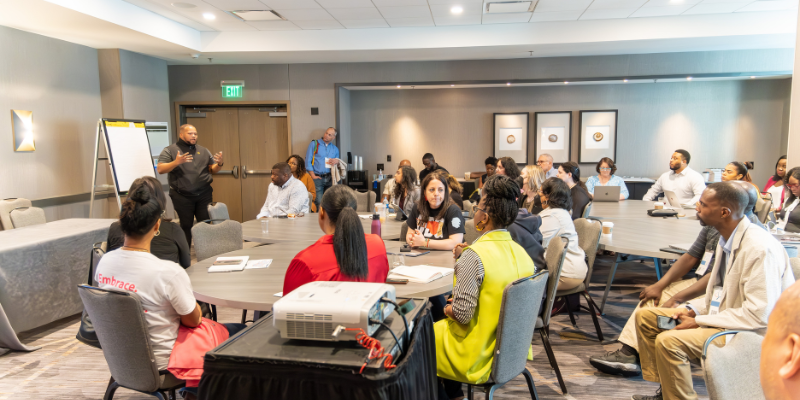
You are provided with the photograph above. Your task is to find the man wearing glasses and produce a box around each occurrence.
[537,153,558,179]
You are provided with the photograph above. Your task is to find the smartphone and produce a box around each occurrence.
[386,278,408,284]
[657,315,678,330]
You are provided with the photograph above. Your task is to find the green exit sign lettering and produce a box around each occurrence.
[220,80,245,98]
[222,85,243,98]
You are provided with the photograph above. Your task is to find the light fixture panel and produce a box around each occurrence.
[231,10,285,21]
[11,110,35,152]
[486,1,535,14]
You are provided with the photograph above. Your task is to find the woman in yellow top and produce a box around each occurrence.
[287,155,317,212]
[437,175,536,399]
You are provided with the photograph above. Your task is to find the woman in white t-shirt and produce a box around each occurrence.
[96,177,244,398]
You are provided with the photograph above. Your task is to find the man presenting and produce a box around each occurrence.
[305,127,339,211]
[631,182,795,400]
[257,162,309,219]
[537,154,558,179]
[419,153,448,182]
[157,124,223,245]
[382,159,412,202]
[642,149,706,206]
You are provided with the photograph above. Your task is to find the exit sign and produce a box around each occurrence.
[222,85,242,98]
[220,80,244,98]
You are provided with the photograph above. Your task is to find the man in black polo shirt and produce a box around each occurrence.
[419,153,448,183]
[157,124,223,245]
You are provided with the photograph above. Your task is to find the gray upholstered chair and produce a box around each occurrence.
[702,330,766,400]
[462,199,473,218]
[77,285,185,400]
[0,198,31,230]
[581,201,593,219]
[9,206,46,228]
[755,196,772,224]
[354,190,376,213]
[77,242,108,348]
[790,257,800,280]
[191,220,243,262]
[537,235,569,394]
[464,219,480,245]
[207,202,230,223]
[555,218,604,342]
[460,271,548,400]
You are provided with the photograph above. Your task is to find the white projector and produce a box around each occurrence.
[273,281,397,342]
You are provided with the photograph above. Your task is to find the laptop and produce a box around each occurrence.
[593,186,621,202]
[664,190,695,209]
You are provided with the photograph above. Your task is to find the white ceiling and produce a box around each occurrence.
[0,0,796,64]
[122,0,799,31]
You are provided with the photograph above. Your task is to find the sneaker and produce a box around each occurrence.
[589,349,641,377]
[631,387,662,400]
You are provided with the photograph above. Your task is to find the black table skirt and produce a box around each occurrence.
[198,305,437,400]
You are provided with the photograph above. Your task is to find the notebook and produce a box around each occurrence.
[208,256,249,273]
[387,265,454,283]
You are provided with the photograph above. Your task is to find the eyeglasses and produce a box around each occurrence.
[472,205,487,213]
[599,168,611,171]
[536,161,545,164]
[788,183,800,189]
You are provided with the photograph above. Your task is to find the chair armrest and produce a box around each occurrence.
[702,330,741,359]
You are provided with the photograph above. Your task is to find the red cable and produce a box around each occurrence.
[345,328,397,373]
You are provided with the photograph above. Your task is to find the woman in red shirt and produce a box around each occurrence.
[283,185,390,295]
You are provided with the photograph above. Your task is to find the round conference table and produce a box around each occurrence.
[187,239,456,312]
[241,212,406,243]
[588,200,703,313]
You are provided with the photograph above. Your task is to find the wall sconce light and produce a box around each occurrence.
[11,110,35,152]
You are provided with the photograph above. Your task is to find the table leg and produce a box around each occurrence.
[599,252,623,315]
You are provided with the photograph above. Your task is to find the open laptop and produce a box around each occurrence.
[664,190,696,209]
[593,186,621,202]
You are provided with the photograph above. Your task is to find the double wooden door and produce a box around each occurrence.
[186,107,289,222]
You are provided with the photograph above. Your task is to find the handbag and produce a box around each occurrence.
[76,242,105,348]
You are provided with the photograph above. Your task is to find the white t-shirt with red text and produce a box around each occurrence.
[95,250,197,369]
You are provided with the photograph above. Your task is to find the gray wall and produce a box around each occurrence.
[0,27,171,221]
[349,79,791,186]
[167,49,793,183]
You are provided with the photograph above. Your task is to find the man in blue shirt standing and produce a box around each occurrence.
[305,127,340,211]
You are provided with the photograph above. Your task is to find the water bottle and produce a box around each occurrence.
[383,198,391,213]
[371,213,381,237]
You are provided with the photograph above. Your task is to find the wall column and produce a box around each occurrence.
[786,7,800,167]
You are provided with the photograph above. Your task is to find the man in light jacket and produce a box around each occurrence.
[631,182,795,400]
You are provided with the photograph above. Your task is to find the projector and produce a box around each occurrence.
[273,281,396,342]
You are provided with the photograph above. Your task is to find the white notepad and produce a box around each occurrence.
[208,256,249,273]
[387,265,454,284]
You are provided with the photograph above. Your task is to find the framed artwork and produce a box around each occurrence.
[579,110,618,164]
[533,111,572,164]
[493,113,529,164]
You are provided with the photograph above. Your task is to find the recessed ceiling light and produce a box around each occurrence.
[750,76,756,79]
[506,82,511,86]
[686,76,692,81]
[623,79,629,83]
[171,2,196,8]
[564,81,569,84]
[451,5,463,14]
[669,0,684,3]
[451,84,455,87]
[203,12,216,20]
[397,85,401,88]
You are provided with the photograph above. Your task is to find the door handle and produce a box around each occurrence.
[232,165,239,179]
[242,165,271,179]
[242,165,247,179]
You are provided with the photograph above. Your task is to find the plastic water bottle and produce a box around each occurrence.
[371,213,381,237]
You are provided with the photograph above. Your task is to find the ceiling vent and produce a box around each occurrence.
[230,10,285,21]
[485,1,538,14]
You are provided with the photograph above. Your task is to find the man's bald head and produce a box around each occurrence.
[760,280,800,399]
[398,159,411,168]
[732,180,758,215]
[179,124,198,144]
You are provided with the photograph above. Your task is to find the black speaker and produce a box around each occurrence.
[347,152,352,164]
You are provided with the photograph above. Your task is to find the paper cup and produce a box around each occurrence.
[464,172,471,180]
[602,221,614,235]
[654,202,664,210]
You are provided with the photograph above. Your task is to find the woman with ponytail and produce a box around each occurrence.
[722,161,759,192]
[557,161,592,220]
[282,185,389,295]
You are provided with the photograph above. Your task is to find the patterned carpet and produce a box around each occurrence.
[0,254,709,399]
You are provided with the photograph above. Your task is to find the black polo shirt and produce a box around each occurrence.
[419,165,448,183]
[158,139,215,195]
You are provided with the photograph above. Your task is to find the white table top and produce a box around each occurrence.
[589,200,702,259]
[0,218,116,252]
[242,213,406,243]
[187,240,455,310]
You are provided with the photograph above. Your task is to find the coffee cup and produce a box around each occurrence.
[654,202,664,210]
[464,172,471,180]
[602,221,614,235]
